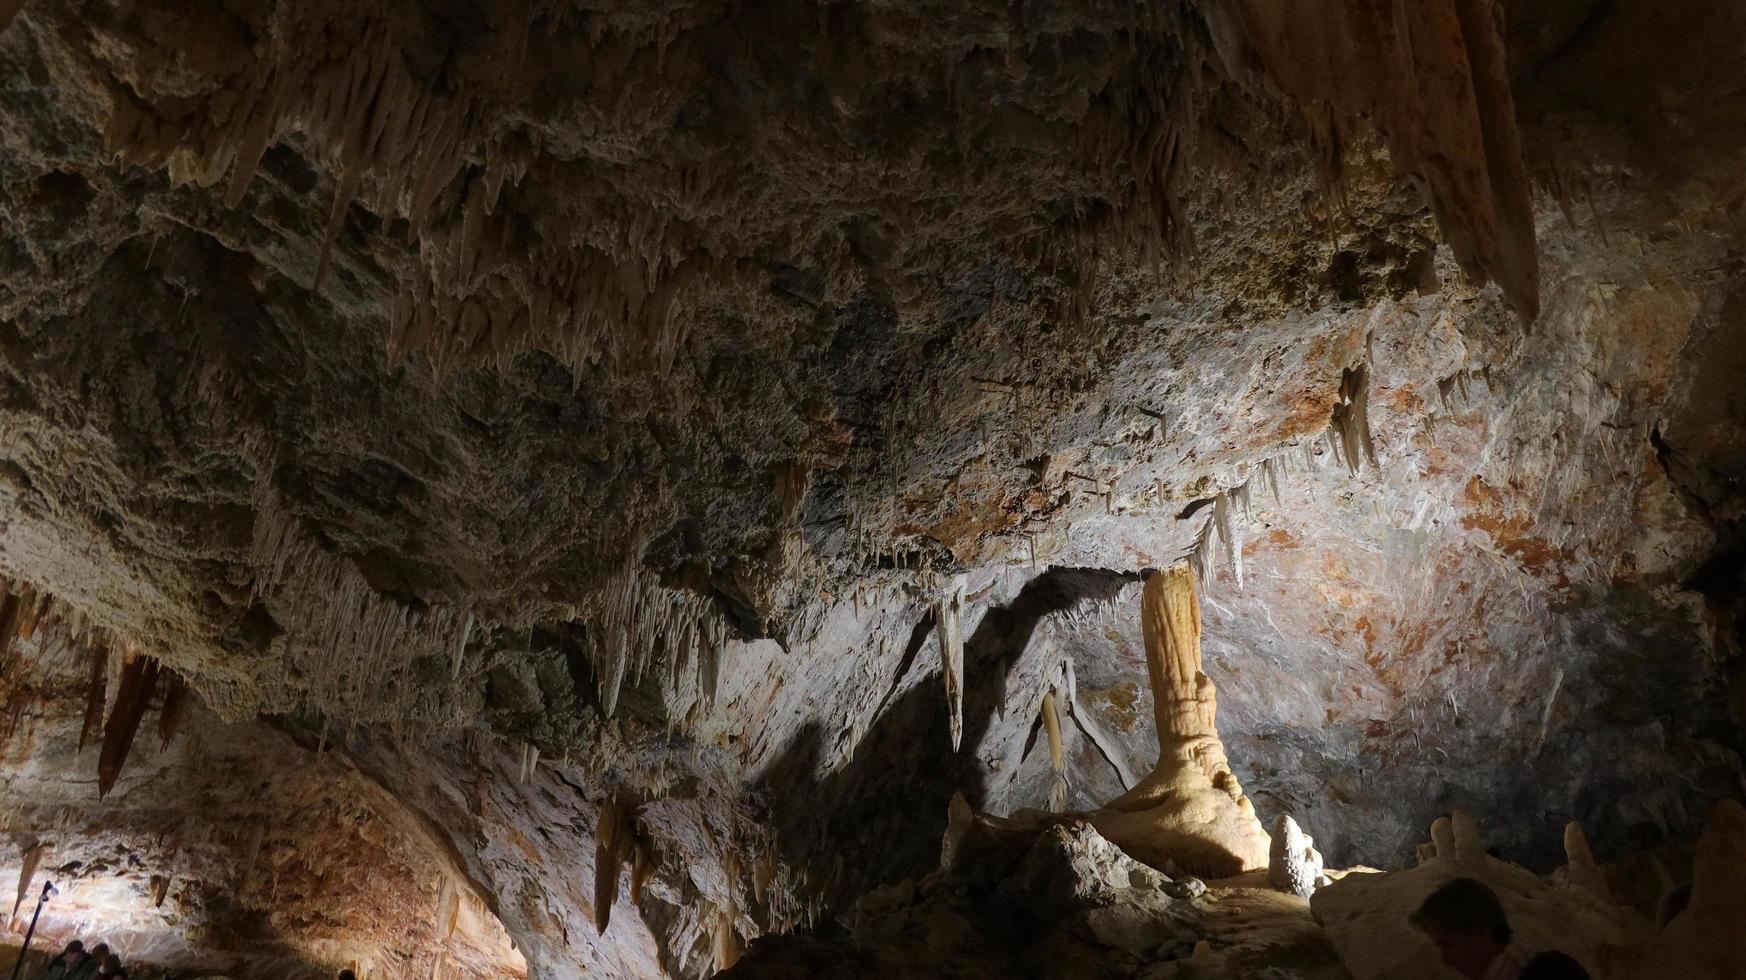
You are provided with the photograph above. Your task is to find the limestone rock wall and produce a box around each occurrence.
[0,0,1741,976]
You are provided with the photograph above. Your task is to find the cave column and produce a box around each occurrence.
[1085,562,1272,878]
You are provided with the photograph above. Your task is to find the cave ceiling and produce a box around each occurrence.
[0,0,1744,976]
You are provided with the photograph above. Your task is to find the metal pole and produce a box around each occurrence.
[8,880,54,980]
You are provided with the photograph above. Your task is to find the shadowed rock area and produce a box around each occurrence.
[0,0,1743,976]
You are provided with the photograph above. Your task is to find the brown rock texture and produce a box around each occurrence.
[0,0,1742,976]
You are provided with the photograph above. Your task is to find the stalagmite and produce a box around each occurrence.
[1562,821,1610,900]
[1604,799,1746,979]
[1430,815,1455,859]
[1450,808,1485,866]
[1312,805,1663,979]
[1083,563,1272,877]
[934,579,966,751]
[98,653,161,798]
[1267,814,1326,899]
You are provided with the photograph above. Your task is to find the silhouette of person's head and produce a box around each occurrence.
[1521,950,1594,979]
[1410,877,1514,979]
[339,971,357,980]
[58,940,85,964]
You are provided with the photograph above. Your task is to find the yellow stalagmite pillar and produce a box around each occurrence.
[1087,563,1271,878]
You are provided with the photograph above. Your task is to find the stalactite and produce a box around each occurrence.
[11,840,46,921]
[583,564,726,719]
[711,903,741,972]
[1063,658,1135,790]
[592,801,633,933]
[1212,489,1244,588]
[12,584,46,647]
[98,653,161,798]
[751,839,776,907]
[103,640,127,726]
[79,645,108,752]
[1042,689,1067,812]
[1259,455,1283,505]
[238,820,268,890]
[149,874,171,907]
[451,613,473,681]
[157,671,187,750]
[0,583,23,655]
[249,481,470,725]
[1203,0,1539,320]
[630,834,654,905]
[1189,512,1216,585]
[934,579,966,751]
[1330,363,1378,475]
[516,741,539,784]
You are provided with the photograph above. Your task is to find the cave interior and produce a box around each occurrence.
[0,1,1744,978]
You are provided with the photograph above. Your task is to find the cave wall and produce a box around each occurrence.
[0,0,1742,976]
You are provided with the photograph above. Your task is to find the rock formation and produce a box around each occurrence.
[1311,810,1649,978]
[1085,565,1272,879]
[935,579,967,752]
[1268,815,1327,901]
[729,809,1344,979]
[0,0,1742,975]
[1559,820,1611,902]
[1601,800,1746,980]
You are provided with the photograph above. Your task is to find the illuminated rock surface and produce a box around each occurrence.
[0,0,1743,976]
